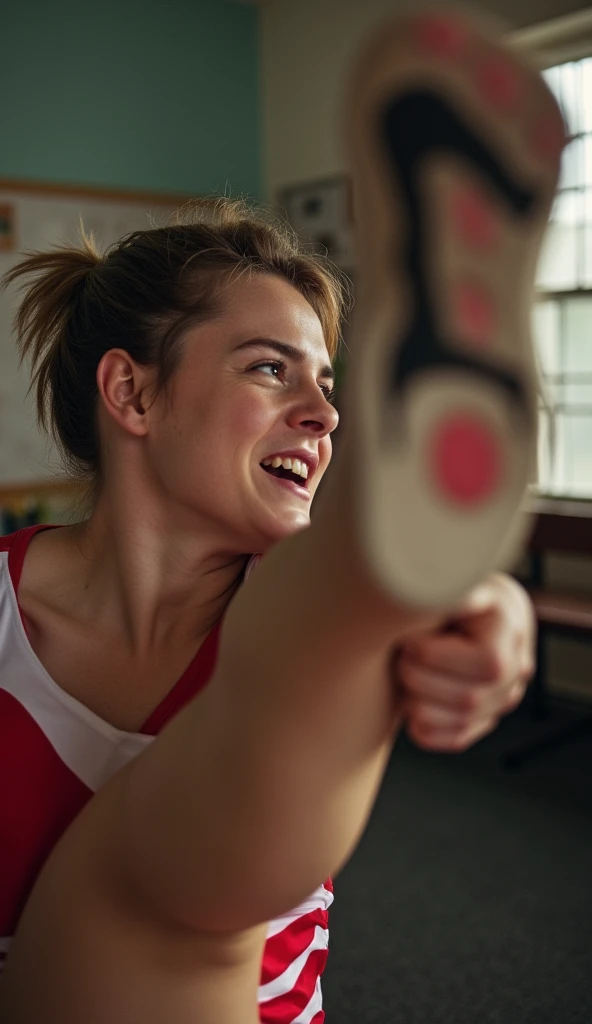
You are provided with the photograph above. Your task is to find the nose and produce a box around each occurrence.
[288,384,339,437]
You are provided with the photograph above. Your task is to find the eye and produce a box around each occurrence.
[320,384,337,404]
[251,359,285,379]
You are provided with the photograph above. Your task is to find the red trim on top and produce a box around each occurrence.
[140,622,222,735]
[0,525,57,594]
[1,526,60,636]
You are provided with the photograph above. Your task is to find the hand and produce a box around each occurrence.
[395,573,536,752]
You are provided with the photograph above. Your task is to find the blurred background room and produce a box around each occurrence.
[1,1,591,1021]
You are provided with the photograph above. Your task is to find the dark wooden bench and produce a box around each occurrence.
[526,497,592,706]
[505,497,592,767]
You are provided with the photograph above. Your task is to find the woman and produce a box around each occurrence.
[0,11,561,1022]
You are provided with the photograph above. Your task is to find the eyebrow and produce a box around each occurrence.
[234,337,335,385]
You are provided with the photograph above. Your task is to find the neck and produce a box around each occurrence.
[58,483,249,655]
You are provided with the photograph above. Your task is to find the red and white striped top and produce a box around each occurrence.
[0,526,333,1023]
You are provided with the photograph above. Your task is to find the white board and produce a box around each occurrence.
[0,187,183,484]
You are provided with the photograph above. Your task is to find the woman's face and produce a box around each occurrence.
[146,273,339,553]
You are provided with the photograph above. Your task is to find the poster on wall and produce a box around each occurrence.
[278,177,354,275]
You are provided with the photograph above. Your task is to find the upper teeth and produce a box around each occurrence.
[262,456,309,480]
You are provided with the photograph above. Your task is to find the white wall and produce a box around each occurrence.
[261,0,592,199]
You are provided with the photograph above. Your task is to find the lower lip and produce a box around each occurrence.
[261,467,311,500]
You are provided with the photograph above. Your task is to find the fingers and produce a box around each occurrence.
[452,573,537,681]
[403,584,536,687]
[396,644,529,754]
[399,675,526,750]
[400,656,526,709]
[398,643,529,713]
[394,572,536,755]
[405,713,498,753]
[402,633,500,683]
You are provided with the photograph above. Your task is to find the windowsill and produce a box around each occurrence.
[530,494,592,518]
[525,495,592,558]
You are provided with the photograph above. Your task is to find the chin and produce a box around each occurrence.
[257,512,312,551]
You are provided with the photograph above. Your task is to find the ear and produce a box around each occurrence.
[96,349,154,438]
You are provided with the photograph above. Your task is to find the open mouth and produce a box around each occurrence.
[261,463,309,488]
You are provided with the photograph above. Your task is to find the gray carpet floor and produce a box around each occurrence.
[322,699,592,1024]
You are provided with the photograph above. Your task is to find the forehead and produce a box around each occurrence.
[220,273,330,362]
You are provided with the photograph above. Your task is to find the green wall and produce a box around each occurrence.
[0,0,260,198]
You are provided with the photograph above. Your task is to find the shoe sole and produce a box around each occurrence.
[345,8,565,607]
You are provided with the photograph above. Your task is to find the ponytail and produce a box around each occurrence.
[3,230,102,475]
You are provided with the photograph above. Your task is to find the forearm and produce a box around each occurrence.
[120,452,445,932]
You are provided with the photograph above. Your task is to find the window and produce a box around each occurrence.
[535,56,592,499]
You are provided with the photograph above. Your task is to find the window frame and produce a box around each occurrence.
[511,10,592,505]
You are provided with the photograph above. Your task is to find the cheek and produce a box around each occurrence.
[170,384,274,449]
[229,394,275,436]
[311,438,333,494]
[319,437,333,474]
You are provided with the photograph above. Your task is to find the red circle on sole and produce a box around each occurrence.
[451,187,500,250]
[454,280,496,347]
[477,56,522,111]
[429,414,503,506]
[415,15,468,57]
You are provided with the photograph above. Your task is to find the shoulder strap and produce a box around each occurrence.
[0,525,58,594]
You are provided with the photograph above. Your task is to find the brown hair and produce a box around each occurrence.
[3,196,347,482]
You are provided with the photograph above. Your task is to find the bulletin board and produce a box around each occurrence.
[0,180,190,491]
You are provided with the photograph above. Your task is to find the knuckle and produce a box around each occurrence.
[462,689,482,712]
[452,728,478,752]
[407,707,433,731]
[458,710,477,732]
[485,652,504,684]
[505,682,526,711]
[408,724,451,754]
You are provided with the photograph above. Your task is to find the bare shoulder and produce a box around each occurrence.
[0,766,265,1024]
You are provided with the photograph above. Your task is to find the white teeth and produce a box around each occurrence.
[262,456,311,481]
